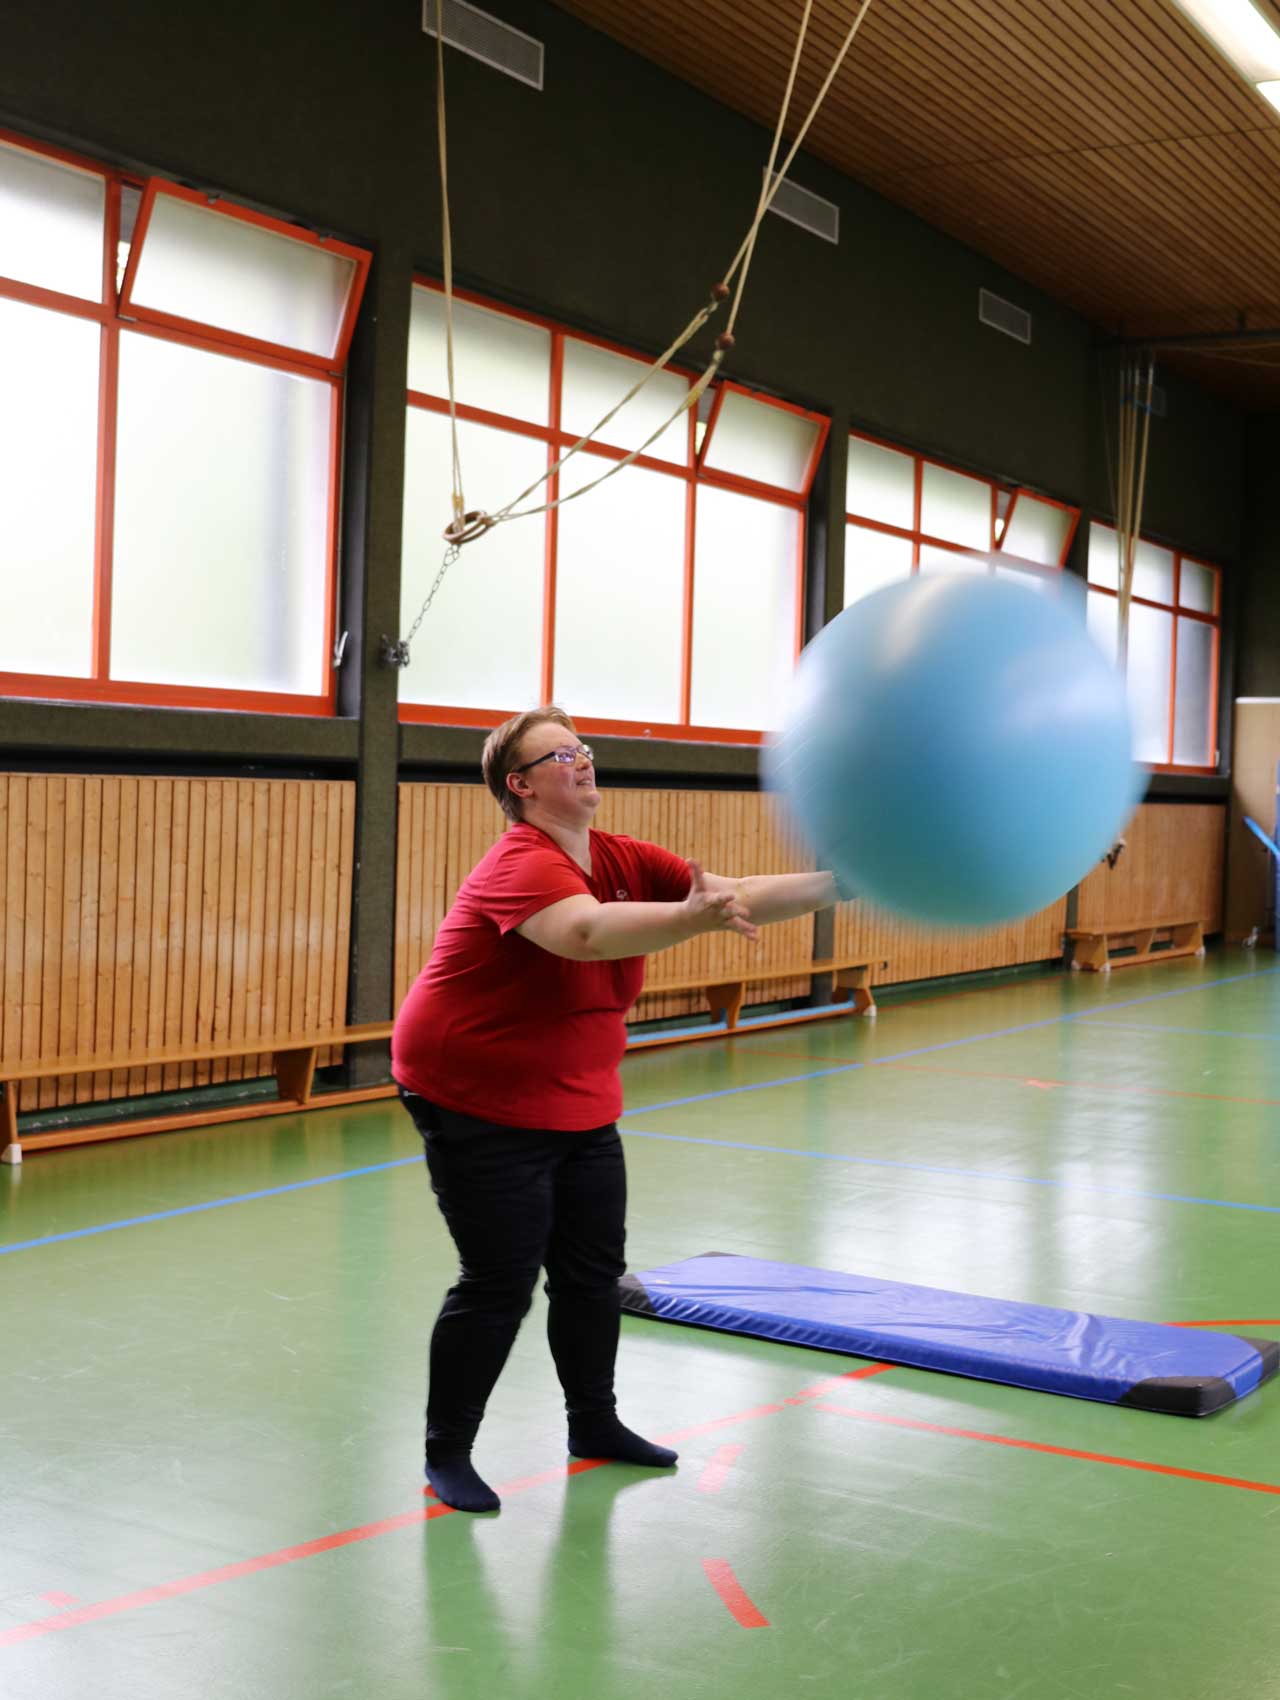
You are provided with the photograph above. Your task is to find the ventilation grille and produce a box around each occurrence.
[422,0,544,90]
[979,288,1032,345]
[765,172,840,245]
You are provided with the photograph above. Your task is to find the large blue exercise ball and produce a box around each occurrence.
[764,573,1144,928]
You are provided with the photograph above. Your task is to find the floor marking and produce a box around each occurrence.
[1073,1019,1280,1041]
[5,967,1276,1260]
[813,1403,1280,1498]
[0,1157,422,1256]
[697,1444,743,1494]
[740,1055,1280,1111]
[621,1127,1280,1214]
[0,1367,882,1650]
[701,1558,770,1628]
[873,1061,1280,1111]
[1168,1319,1280,1329]
[623,965,1280,1118]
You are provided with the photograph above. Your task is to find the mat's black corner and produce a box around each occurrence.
[618,1272,656,1316]
[1118,1375,1236,1417]
[1238,1336,1280,1384]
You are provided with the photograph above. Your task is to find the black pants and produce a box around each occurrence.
[399,1089,627,1455]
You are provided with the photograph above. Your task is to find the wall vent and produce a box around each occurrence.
[422,0,544,90]
[765,172,840,244]
[979,288,1032,345]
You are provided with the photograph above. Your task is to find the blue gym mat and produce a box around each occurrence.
[619,1253,1279,1416]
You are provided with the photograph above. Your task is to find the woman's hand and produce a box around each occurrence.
[681,862,759,941]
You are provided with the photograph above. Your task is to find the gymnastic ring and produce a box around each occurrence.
[442,510,495,545]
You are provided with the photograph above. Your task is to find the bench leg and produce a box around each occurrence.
[1133,928,1155,956]
[703,982,745,1030]
[1072,934,1111,973]
[834,966,877,1019]
[1171,921,1205,958]
[1,1082,21,1165]
[274,1045,318,1104]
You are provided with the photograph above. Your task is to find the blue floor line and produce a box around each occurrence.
[623,965,1280,1117]
[0,1156,421,1256]
[4,964,1276,1258]
[620,1127,1280,1214]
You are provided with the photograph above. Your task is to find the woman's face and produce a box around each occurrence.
[509,722,600,819]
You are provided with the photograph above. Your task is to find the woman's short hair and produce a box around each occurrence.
[481,705,577,822]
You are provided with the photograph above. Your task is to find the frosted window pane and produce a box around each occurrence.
[1088,521,1120,590]
[112,333,331,694]
[130,192,355,359]
[407,286,550,426]
[1180,559,1216,613]
[1127,602,1173,764]
[0,140,104,301]
[1087,590,1118,665]
[692,487,798,731]
[919,543,990,575]
[1000,494,1072,566]
[702,389,819,491]
[400,411,545,710]
[844,523,912,606]
[554,458,685,722]
[920,463,992,548]
[0,297,98,675]
[1173,618,1215,766]
[846,434,915,528]
[1132,539,1174,604]
[561,339,689,464]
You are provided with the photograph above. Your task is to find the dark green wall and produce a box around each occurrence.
[1239,416,1280,697]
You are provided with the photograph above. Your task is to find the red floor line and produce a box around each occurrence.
[746,1052,1280,1110]
[1168,1319,1280,1329]
[813,1402,1280,1497]
[698,1443,744,1493]
[0,1372,876,1652]
[784,1362,894,1404]
[701,1558,771,1628]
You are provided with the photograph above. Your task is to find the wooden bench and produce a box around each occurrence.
[1065,918,1205,974]
[0,1021,395,1165]
[633,955,885,1043]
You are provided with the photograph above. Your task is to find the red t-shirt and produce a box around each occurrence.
[392,823,692,1130]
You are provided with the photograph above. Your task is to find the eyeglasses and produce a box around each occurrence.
[512,743,594,774]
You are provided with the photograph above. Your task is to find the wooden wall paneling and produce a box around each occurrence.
[1075,802,1225,932]
[0,776,357,1121]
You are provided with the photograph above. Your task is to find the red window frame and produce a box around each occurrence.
[0,129,370,715]
[844,425,1081,578]
[403,278,830,746]
[1087,522,1222,776]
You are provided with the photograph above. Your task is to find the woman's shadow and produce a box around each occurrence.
[422,1463,671,1700]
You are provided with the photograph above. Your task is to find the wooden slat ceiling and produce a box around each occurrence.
[554,0,1280,408]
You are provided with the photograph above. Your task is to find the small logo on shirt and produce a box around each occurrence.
[615,888,630,901]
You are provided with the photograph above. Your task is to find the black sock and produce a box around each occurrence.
[425,1452,500,1513]
[567,1414,678,1468]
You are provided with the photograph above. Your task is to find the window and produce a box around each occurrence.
[401,280,827,742]
[844,428,1079,606]
[0,131,370,712]
[1086,523,1220,770]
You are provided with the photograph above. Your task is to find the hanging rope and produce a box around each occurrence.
[390,0,875,655]
[1115,351,1155,669]
[435,0,465,532]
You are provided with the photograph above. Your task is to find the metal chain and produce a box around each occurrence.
[381,539,461,668]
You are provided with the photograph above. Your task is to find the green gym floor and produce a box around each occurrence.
[3,948,1279,1700]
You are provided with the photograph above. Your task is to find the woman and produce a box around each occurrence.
[392,706,841,1513]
